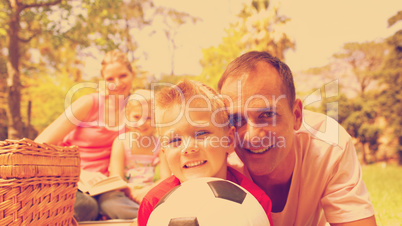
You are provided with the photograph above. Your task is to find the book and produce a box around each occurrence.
[78,170,128,196]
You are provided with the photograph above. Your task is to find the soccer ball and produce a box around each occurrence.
[147,177,270,226]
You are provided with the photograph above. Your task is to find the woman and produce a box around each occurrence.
[35,50,135,221]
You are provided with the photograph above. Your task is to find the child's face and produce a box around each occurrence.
[159,104,234,182]
[126,102,154,136]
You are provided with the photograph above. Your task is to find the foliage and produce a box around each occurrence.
[0,55,6,140]
[200,0,294,88]
[0,1,7,46]
[334,41,388,95]
[199,29,245,89]
[3,0,73,139]
[1,0,156,138]
[23,74,73,132]
[310,38,391,164]
[387,10,402,27]
[317,93,350,124]
[315,66,383,164]
[154,7,201,75]
[377,11,402,164]
[342,96,381,163]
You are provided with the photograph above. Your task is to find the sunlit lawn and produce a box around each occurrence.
[362,162,402,226]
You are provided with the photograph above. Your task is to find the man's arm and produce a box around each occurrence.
[331,215,376,226]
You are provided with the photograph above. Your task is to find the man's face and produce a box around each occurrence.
[158,104,234,183]
[220,61,302,177]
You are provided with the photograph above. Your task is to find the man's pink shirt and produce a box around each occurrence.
[228,110,375,225]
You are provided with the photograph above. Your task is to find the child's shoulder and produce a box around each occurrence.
[145,175,180,201]
[116,131,136,141]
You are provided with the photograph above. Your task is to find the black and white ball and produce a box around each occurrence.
[147,177,270,226]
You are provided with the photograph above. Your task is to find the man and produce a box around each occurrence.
[219,51,376,225]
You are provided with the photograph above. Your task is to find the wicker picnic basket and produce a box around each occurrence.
[0,138,80,225]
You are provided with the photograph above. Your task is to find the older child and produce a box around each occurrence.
[137,80,273,226]
[99,89,170,219]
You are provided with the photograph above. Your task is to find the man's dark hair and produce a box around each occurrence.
[218,51,296,107]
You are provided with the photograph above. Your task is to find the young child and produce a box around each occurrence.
[98,89,170,219]
[137,80,273,226]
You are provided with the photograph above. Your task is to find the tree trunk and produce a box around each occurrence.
[170,40,175,76]
[361,142,368,165]
[6,5,23,139]
[26,100,31,138]
[398,136,402,166]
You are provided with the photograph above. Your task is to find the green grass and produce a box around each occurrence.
[362,163,402,226]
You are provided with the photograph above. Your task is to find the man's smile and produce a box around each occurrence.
[244,144,274,154]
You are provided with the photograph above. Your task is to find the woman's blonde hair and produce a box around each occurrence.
[101,50,133,77]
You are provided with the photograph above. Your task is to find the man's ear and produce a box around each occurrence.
[293,99,303,130]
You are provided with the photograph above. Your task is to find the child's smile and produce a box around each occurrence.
[183,160,207,168]
[159,103,234,182]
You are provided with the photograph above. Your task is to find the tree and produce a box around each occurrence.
[334,41,388,97]
[378,11,402,164]
[317,90,381,164]
[154,7,200,75]
[325,41,390,164]
[3,0,66,139]
[237,0,294,60]
[341,97,381,164]
[0,3,7,138]
[200,0,294,88]
[0,55,6,140]
[1,0,154,139]
[82,0,153,53]
[199,28,246,88]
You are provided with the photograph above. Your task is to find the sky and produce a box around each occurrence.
[84,0,401,77]
[132,0,247,76]
[279,0,401,71]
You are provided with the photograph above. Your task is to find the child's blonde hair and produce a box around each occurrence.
[125,89,152,114]
[155,80,230,133]
[127,88,151,105]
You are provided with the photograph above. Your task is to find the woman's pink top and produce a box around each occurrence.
[61,93,125,175]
